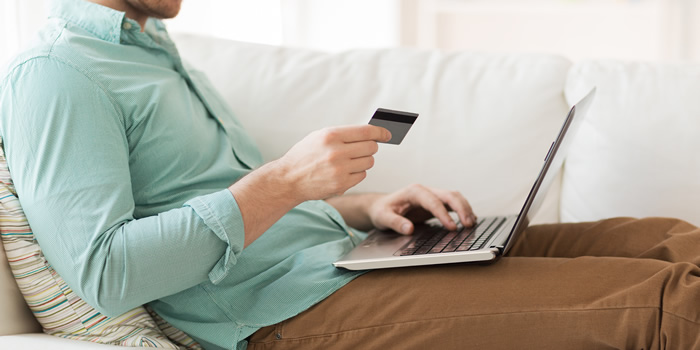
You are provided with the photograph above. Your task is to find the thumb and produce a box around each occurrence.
[376,210,414,235]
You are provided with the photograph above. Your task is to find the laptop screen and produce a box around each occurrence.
[500,87,596,254]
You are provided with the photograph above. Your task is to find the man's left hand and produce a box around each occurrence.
[367,184,476,235]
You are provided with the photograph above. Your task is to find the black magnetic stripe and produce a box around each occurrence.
[372,109,418,124]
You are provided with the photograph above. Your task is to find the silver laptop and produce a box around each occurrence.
[334,88,596,270]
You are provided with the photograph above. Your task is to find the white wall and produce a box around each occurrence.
[404,0,700,62]
[279,0,401,51]
[166,0,700,61]
[2,0,700,64]
[165,0,402,52]
[165,0,285,46]
[0,0,50,66]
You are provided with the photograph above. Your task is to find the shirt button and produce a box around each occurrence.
[122,22,132,30]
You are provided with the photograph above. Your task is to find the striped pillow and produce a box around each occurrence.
[0,138,200,349]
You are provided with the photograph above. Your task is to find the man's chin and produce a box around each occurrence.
[128,0,182,20]
[150,6,182,20]
[160,6,183,19]
[155,10,181,20]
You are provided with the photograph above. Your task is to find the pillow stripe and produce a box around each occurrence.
[146,306,201,349]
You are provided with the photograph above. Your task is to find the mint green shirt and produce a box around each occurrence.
[0,0,366,348]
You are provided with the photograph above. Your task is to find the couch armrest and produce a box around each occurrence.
[0,334,145,349]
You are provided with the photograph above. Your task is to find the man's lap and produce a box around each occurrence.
[248,217,700,349]
[510,217,700,264]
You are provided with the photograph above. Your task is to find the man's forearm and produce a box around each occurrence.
[325,193,384,231]
[229,161,303,247]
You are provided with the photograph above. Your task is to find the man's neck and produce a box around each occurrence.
[87,0,148,31]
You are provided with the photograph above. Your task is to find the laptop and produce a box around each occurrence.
[334,87,596,270]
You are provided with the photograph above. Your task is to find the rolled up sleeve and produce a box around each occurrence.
[185,188,245,284]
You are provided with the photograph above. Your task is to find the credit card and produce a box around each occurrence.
[368,108,419,145]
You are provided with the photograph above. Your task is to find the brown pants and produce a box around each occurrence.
[248,218,700,349]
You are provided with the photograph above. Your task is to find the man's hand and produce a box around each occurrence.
[325,185,476,235]
[230,124,390,247]
[367,184,476,234]
[276,125,391,201]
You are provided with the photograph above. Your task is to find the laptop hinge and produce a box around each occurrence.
[491,245,505,254]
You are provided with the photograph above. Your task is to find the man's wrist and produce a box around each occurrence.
[265,158,306,203]
[228,160,305,247]
[356,193,385,220]
[325,192,386,230]
[231,160,302,208]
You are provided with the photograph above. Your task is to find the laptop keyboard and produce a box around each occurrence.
[394,216,507,256]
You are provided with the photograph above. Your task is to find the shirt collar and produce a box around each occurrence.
[49,0,169,45]
[49,0,126,43]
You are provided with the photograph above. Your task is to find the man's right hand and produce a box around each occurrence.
[229,124,390,247]
[275,125,392,201]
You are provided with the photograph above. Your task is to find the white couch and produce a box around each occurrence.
[2,33,699,349]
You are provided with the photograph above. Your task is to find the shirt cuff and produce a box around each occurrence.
[184,188,245,284]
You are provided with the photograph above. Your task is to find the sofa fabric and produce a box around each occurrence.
[0,333,148,349]
[173,34,572,224]
[562,61,700,226]
[0,238,42,336]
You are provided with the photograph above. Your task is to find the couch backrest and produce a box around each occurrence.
[173,34,572,223]
[562,61,700,226]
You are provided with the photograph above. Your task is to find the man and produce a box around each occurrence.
[0,0,698,349]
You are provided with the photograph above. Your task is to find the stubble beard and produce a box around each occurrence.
[125,0,182,19]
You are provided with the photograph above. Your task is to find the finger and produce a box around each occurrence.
[345,171,368,190]
[375,209,414,235]
[409,185,457,230]
[431,188,476,227]
[336,125,392,143]
[330,171,368,198]
[345,140,380,159]
[347,156,375,173]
